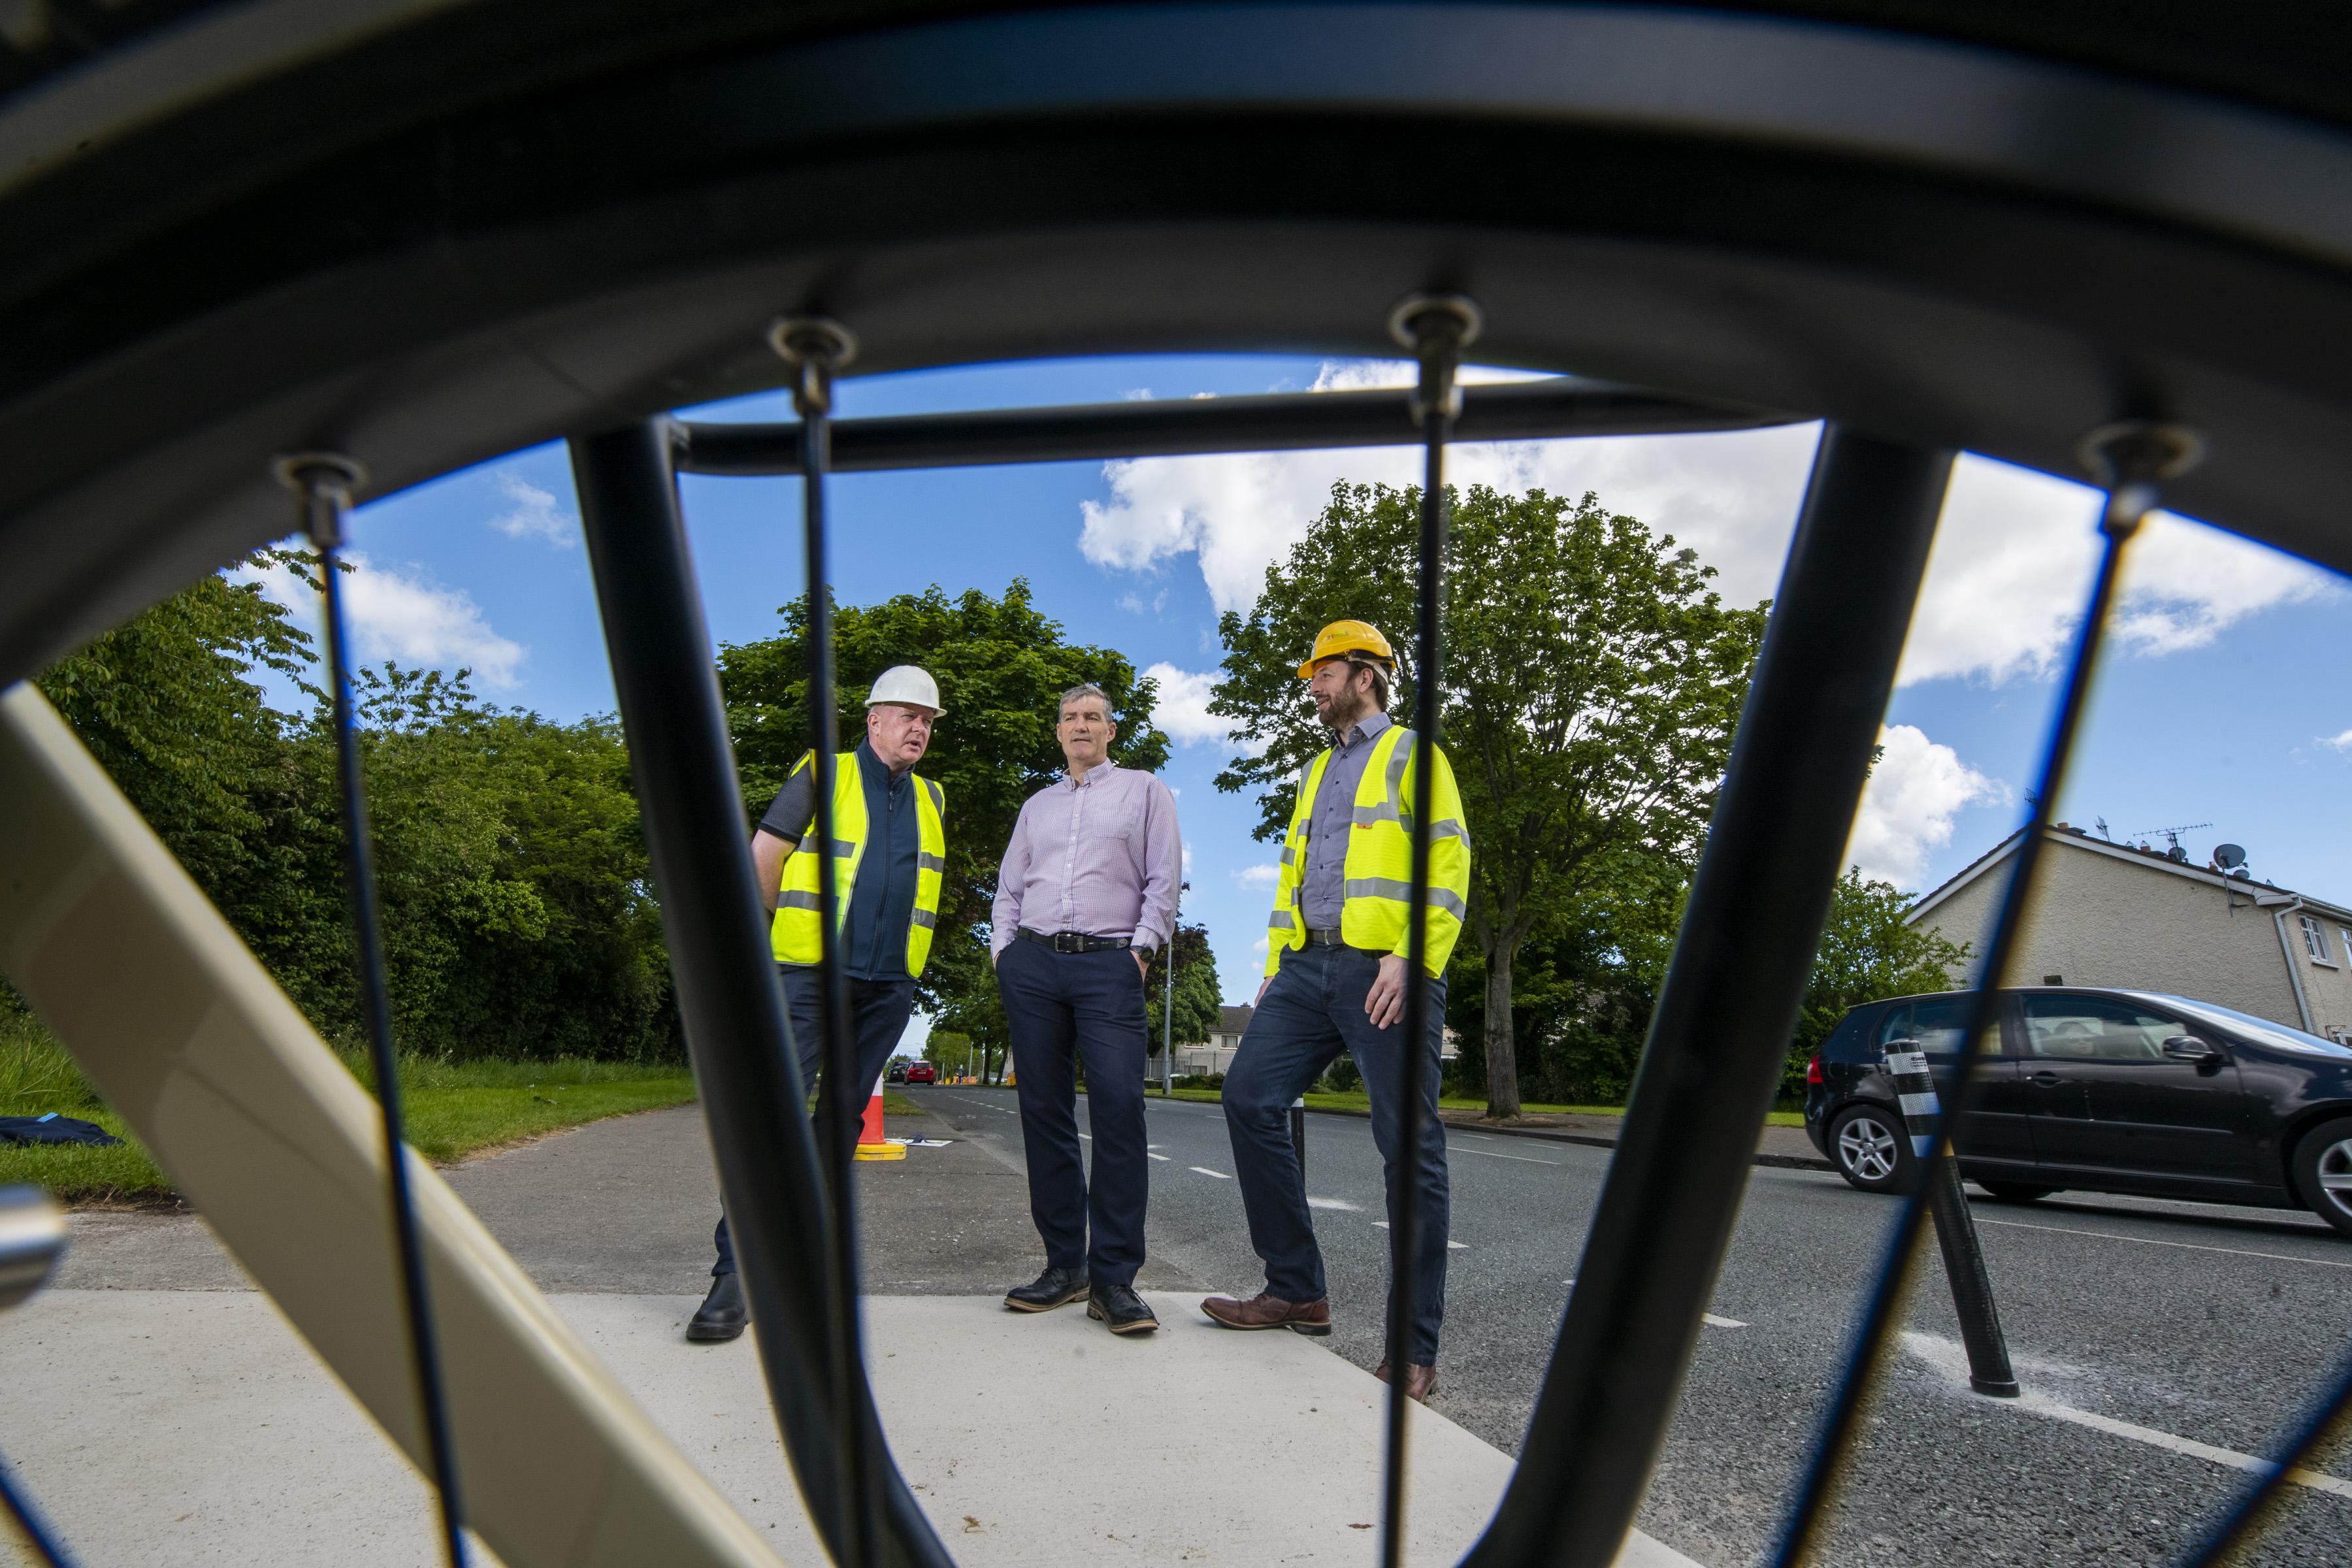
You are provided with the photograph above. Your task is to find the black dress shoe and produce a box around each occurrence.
[1087,1282,1160,1335]
[1004,1264,1090,1312]
[687,1273,746,1343]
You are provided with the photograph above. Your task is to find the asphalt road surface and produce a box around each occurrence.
[906,1085,2352,1568]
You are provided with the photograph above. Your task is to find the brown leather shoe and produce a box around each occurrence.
[1375,1359,1438,1403]
[1199,1291,1333,1336]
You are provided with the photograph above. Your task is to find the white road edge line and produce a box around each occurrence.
[1448,1147,1561,1166]
[1974,1216,2352,1271]
[1906,1334,2352,1500]
[2027,1399,2352,1501]
[1190,1166,1232,1179]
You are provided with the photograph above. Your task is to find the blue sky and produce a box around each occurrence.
[275,354,2352,1020]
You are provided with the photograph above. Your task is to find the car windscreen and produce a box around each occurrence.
[2125,992,2352,1058]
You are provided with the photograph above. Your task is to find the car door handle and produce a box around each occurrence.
[2029,1071,2061,1085]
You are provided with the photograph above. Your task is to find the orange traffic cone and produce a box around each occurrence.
[853,1070,904,1161]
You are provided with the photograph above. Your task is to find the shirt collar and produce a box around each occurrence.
[1332,710,1393,751]
[855,739,912,785]
[1062,761,1119,790]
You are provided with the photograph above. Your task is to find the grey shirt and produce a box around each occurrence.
[1299,711,1393,929]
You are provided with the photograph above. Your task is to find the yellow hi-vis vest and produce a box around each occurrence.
[772,749,947,977]
[1263,724,1470,977]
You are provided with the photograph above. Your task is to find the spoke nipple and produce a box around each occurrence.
[1386,293,1482,355]
[768,316,858,416]
[272,451,367,550]
[2078,420,2201,539]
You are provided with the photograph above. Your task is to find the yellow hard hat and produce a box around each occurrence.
[1297,619,1396,678]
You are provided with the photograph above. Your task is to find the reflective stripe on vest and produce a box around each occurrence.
[772,753,948,977]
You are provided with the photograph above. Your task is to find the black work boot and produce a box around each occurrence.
[1004,1264,1090,1312]
[687,1272,747,1343]
[1088,1281,1160,1335]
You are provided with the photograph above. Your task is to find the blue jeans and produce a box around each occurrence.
[1224,943,1450,1363]
[998,939,1151,1286]
[711,966,916,1277]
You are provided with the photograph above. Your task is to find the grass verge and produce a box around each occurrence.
[0,1013,696,1205]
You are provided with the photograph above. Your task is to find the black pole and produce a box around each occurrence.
[1463,428,1953,1568]
[1889,1045,2017,1396]
[278,456,466,1568]
[774,315,880,1568]
[1769,420,2200,1568]
[1380,293,1477,1568]
[672,378,1789,476]
[569,420,949,1568]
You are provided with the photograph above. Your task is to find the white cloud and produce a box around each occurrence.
[238,551,527,689]
[1077,359,1819,615]
[1897,459,2340,686]
[2323,729,2352,752]
[487,472,576,547]
[1844,725,2006,888]
[1143,661,1228,746]
[1234,863,1282,889]
[1077,365,2341,693]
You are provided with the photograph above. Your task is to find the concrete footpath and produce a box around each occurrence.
[4,1103,1704,1567]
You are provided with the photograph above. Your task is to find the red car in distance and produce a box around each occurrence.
[904,1062,937,1085]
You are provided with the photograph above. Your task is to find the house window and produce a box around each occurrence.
[2301,915,2336,965]
[2342,927,2352,968]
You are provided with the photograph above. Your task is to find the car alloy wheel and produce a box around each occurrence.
[1838,1116,1899,1183]
[2313,1136,2352,1226]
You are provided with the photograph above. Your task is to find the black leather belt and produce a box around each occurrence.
[1017,928,1133,955]
[1302,927,1345,945]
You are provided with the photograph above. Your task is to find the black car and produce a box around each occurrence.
[1805,987,2352,1236]
[885,1062,907,1085]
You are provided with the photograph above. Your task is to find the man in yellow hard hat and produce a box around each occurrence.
[1200,621,1470,1405]
[689,664,948,1343]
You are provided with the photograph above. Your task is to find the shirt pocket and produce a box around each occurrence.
[1100,791,1150,844]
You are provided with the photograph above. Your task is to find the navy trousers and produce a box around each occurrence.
[1223,942,1450,1363]
[997,939,1151,1286]
[711,966,915,1277]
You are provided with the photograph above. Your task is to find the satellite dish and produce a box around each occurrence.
[2215,843,2247,870]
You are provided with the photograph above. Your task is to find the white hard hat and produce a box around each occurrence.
[866,665,943,715]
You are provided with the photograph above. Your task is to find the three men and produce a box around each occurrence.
[992,684,1181,1335]
[687,664,948,1343]
[1202,621,1471,1404]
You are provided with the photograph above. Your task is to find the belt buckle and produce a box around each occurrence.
[1054,932,1083,955]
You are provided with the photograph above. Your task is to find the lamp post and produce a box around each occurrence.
[1160,883,1187,1096]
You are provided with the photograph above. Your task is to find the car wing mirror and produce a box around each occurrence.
[2161,1035,2220,1062]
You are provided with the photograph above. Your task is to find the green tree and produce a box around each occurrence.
[36,550,337,975]
[1141,923,1224,1056]
[1789,868,1969,1094]
[1212,483,1766,1118]
[718,580,1171,1057]
[924,1029,980,1082]
[37,559,678,1064]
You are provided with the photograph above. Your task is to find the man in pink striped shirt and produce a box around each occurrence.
[992,683,1181,1335]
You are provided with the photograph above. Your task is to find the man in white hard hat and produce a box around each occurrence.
[689,664,949,1343]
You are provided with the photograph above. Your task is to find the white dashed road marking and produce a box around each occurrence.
[1447,1146,1560,1166]
[1701,1314,1747,1329]
[1306,1196,1360,1211]
[1190,1167,1232,1179]
[1147,1153,1169,1162]
[1974,1217,2352,1271]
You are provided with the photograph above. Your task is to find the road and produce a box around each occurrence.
[906,1084,2352,1567]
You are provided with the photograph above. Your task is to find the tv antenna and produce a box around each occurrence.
[2132,821,2211,860]
[2093,816,2112,841]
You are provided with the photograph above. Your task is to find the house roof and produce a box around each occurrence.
[1217,1004,1254,1035]
[1907,826,2352,925]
